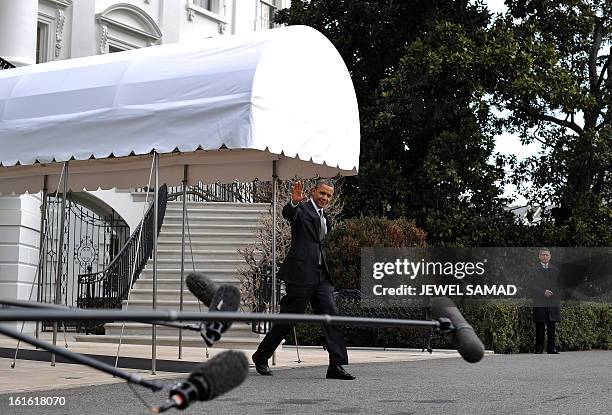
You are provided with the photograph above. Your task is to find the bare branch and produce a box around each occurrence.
[538,113,583,135]
[589,21,603,91]
[595,52,610,91]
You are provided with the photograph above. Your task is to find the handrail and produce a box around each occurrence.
[76,185,168,320]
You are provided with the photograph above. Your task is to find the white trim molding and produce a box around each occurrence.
[44,0,73,8]
[96,3,162,51]
[55,8,66,57]
[37,12,55,63]
[186,0,228,27]
[99,24,109,54]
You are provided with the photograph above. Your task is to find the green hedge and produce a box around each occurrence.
[286,303,610,353]
[285,216,610,353]
[326,216,427,289]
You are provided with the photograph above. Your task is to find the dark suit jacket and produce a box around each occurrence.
[530,264,561,322]
[277,200,332,285]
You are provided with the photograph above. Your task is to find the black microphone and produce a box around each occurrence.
[201,284,241,347]
[154,350,249,412]
[431,297,485,363]
[186,272,218,307]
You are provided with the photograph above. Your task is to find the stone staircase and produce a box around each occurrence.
[75,196,269,349]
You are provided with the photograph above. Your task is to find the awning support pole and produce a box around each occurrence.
[52,162,68,366]
[35,175,48,341]
[271,160,278,366]
[151,151,159,375]
[178,165,188,359]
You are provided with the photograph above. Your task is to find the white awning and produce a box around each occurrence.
[0,25,359,193]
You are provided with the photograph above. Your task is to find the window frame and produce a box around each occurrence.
[36,13,55,64]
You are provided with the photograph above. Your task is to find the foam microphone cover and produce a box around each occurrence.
[208,284,241,330]
[189,350,249,401]
[431,297,485,363]
[187,272,218,307]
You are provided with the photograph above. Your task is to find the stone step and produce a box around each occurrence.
[127,288,200,302]
[139,268,243,280]
[91,197,264,346]
[153,249,247,261]
[160,223,260,232]
[104,322,256,337]
[74,334,261,349]
[163,215,262,225]
[121,299,207,311]
[133,277,241,288]
[157,232,257,243]
[127,288,243,303]
[143,258,244,271]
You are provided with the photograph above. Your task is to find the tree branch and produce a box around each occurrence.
[589,21,603,92]
[538,113,583,135]
[595,52,610,91]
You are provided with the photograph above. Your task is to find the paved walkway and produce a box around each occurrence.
[0,332,469,393]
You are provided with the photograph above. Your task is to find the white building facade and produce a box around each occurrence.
[0,0,289,331]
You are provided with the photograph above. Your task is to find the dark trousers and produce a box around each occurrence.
[535,321,557,352]
[252,270,348,366]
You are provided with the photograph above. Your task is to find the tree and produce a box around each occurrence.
[277,0,525,246]
[487,0,612,245]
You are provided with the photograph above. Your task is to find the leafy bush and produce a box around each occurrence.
[326,216,427,289]
[288,302,610,353]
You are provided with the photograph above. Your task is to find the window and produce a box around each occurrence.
[261,0,281,30]
[109,45,127,54]
[193,0,219,14]
[96,4,162,54]
[36,17,54,63]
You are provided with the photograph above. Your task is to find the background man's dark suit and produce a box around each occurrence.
[252,199,348,366]
[531,263,561,353]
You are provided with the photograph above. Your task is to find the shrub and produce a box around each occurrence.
[288,302,610,353]
[326,216,427,289]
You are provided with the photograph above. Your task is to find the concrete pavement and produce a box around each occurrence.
[0,331,468,393]
[0,351,609,415]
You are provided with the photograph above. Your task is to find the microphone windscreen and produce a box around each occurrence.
[431,297,485,363]
[209,284,241,312]
[209,284,241,329]
[189,350,249,400]
[187,272,218,307]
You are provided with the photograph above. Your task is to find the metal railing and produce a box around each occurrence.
[250,269,281,334]
[142,180,271,203]
[76,185,168,332]
[40,193,129,331]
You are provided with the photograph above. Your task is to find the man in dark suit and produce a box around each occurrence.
[252,179,354,380]
[531,248,561,354]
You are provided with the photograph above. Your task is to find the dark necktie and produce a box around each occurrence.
[319,209,326,242]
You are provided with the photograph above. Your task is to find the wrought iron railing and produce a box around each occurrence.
[76,185,168,331]
[0,57,15,70]
[250,268,281,334]
[142,180,271,203]
[40,192,129,332]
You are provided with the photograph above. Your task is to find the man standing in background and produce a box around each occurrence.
[531,248,561,354]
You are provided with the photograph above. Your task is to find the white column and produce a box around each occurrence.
[0,194,42,333]
[69,0,96,58]
[0,0,38,66]
[160,0,180,44]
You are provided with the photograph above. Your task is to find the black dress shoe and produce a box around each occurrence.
[252,355,273,376]
[547,350,560,354]
[326,365,355,380]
